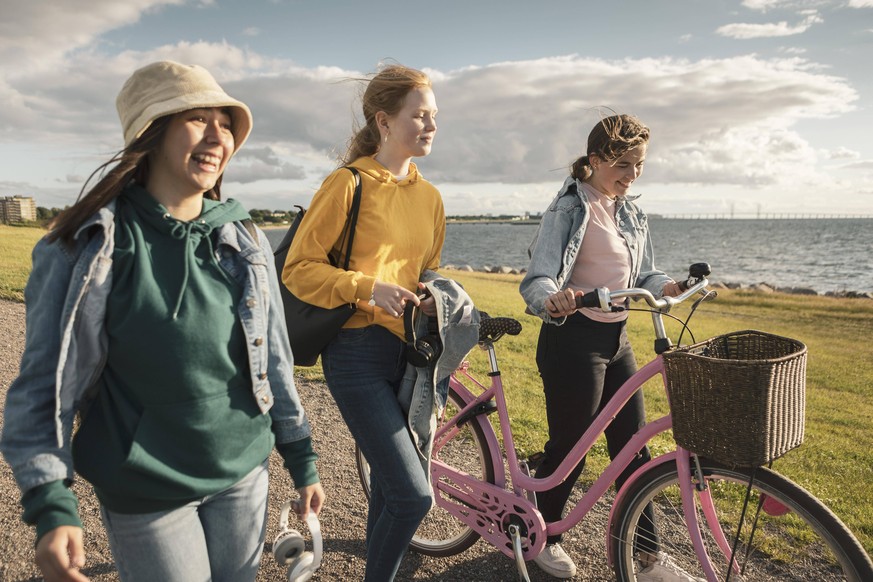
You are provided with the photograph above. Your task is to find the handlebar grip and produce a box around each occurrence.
[575,290,601,309]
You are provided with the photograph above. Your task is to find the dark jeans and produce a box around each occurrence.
[322,325,432,582]
[535,313,657,551]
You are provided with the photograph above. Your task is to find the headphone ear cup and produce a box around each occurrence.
[287,551,315,582]
[415,338,435,362]
[273,530,305,565]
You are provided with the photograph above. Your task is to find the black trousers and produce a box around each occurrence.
[534,313,657,551]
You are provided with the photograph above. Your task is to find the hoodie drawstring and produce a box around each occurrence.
[167,217,217,320]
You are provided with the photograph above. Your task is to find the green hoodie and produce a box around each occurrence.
[71,184,274,513]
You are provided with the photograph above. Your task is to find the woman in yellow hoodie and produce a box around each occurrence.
[283,64,444,581]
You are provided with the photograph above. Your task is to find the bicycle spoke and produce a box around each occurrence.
[610,460,872,581]
[355,384,497,558]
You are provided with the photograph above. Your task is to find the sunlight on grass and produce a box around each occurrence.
[2,228,869,556]
[0,225,45,302]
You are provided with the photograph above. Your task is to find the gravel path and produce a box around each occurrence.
[0,298,613,581]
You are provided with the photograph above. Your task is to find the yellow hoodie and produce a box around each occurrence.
[283,156,446,340]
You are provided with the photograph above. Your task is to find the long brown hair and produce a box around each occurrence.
[342,64,431,165]
[570,114,650,181]
[49,114,224,244]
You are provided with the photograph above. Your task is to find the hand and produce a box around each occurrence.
[416,282,437,317]
[371,280,419,318]
[35,526,90,582]
[545,288,582,317]
[293,482,326,521]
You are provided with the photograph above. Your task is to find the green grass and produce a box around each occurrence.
[0,225,45,301]
[2,226,871,555]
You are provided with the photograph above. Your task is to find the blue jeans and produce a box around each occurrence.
[99,460,269,582]
[322,325,432,582]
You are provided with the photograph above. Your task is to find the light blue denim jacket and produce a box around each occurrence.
[398,273,480,481]
[0,200,311,494]
[520,175,672,324]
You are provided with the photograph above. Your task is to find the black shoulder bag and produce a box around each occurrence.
[273,167,362,366]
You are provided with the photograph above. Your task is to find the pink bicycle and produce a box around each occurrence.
[356,265,872,581]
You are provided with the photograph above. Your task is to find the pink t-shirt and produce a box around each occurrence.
[568,182,631,323]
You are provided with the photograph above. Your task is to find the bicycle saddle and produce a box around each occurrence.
[478,313,522,343]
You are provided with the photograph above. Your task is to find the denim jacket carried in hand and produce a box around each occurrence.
[397,272,480,482]
[0,200,311,495]
[520,175,672,325]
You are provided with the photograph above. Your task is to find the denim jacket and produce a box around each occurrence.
[520,175,672,325]
[397,273,480,481]
[0,200,311,494]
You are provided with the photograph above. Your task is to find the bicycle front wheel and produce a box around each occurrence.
[610,458,873,581]
[355,384,497,557]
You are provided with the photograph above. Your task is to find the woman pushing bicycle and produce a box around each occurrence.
[520,113,698,581]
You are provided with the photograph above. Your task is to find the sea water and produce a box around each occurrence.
[266,218,873,294]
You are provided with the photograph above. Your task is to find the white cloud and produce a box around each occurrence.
[741,0,832,11]
[742,0,786,10]
[421,55,856,189]
[0,2,866,215]
[825,147,861,160]
[842,160,873,169]
[227,147,307,183]
[0,0,185,72]
[848,0,873,7]
[0,49,858,203]
[717,11,823,38]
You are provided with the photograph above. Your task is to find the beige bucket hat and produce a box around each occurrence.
[116,60,253,152]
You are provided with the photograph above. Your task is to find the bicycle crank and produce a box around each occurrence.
[508,519,532,582]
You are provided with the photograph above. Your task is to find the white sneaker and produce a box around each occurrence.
[533,543,577,579]
[636,551,706,582]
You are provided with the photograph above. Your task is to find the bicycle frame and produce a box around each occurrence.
[432,346,733,581]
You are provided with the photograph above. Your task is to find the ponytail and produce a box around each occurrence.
[570,154,592,181]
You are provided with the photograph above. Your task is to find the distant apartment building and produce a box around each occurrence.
[0,195,38,223]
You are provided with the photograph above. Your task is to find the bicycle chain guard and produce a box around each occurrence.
[430,460,547,560]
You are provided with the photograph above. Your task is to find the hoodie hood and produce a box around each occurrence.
[349,155,422,186]
[119,184,250,318]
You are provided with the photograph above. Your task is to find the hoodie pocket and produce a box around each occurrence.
[120,386,271,496]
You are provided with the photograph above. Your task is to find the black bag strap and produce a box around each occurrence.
[274,166,362,266]
[336,166,362,270]
[241,218,258,242]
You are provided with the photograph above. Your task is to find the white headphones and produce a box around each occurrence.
[273,500,322,582]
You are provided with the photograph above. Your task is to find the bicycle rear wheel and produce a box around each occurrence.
[610,458,873,581]
[355,383,497,557]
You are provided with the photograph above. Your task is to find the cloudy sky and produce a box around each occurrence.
[2,0,872,217]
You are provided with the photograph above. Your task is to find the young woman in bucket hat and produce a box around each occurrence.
[0,61,324,582]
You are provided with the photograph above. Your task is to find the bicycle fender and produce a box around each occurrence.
[445,376,506,487]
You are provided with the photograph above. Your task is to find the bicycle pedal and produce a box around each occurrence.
[525,451,545,472]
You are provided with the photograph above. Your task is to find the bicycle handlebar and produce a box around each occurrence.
[575,262,714,313]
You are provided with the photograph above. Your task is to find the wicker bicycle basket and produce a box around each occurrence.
[662,330,807,467]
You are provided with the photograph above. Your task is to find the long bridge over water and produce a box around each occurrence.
[654,213,873,220]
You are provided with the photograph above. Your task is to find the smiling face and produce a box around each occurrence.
[588,144,647,199]
[378,86,438,165]
[147,107,235,200]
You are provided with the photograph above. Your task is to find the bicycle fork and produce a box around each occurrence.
[677,450,744,582]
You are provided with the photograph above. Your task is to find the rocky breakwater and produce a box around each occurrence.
[441,266,873,300]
